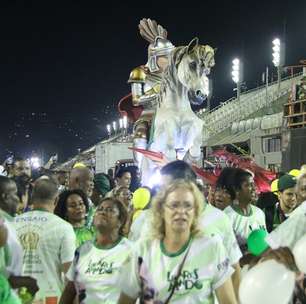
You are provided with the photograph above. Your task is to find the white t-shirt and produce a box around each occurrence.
[67,237,132,304]
[0,210,23,277]
[14,210,76,302]
[128,209,152,242]
[289,201,306,217]
[224,205,266,252]
[266,209,306,250]
[129,206,242,266]
[199,204,242,265]
[121,236,234,303]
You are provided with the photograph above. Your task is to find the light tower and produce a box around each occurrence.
[232,58,242,101]
[272,38,285,91]
[119,118,123,130]
[106,124,111,137]
[112,121,117,134]
[122,115,128,136]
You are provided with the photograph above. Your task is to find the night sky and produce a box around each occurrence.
[1,1,305,163]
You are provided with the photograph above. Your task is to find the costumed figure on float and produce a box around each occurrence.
[119,18,175,172]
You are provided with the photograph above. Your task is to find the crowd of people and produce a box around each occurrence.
[0,156,305,303]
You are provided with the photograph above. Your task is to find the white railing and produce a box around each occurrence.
[200,73,303,138]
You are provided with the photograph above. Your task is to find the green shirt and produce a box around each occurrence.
[74,226,95,248]
[0,274,21,304]
[86,206,96,229]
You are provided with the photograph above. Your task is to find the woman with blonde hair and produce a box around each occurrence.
[118,180,237,304]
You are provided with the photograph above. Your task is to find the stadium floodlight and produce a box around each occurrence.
[119,118,123,129]
[272,38,281,67]
[107,124,111,136]
[232,58,240,84]
[112,121,117,132]
[232,58,243,101]
[123,115,128,129]
[272,38,285,91]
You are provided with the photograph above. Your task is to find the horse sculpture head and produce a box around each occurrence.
[173,37,215,105]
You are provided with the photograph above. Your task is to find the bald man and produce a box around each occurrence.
[68,167,94,198]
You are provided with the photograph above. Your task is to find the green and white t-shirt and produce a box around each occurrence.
[0,210,23,277]
[121,236,234,303]
[14,210,76,303]
[199,204,242,265]
[67,237,132,304]
[266,209,306,250]
[224,205,266,253]
[129,206,242,266]
[128,209,152,241]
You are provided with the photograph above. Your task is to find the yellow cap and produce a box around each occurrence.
[73,162,86,169]
[289,169,301,177]
[271,179,278,192]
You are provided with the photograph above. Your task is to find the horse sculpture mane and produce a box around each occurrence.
[159,39,215,104]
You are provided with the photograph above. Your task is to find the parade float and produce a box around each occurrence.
[56,19,305,186]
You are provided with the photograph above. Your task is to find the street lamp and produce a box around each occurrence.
[272,38,284,91]
[123,116,128,128]
[122,115,128,137]
[232,58,242,101]
[106,124,111,137]
[272,38,280,66]
[112,121,117,133]
[119,118,123,129]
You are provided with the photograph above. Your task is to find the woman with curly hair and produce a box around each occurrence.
[60,198,132,304]
[118,180,237,304]
[54,189,94,247]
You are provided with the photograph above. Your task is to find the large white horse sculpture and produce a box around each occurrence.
[141,38,215,185]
